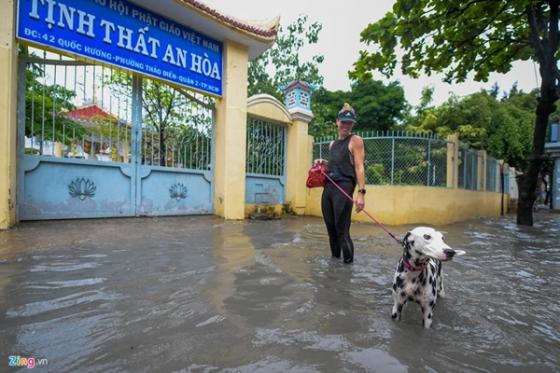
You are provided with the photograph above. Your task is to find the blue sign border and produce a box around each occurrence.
[16,0,223,96]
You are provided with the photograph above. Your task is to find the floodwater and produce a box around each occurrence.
[0,212,559,372]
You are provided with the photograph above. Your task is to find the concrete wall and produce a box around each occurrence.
[306,185,508,226]
[239,110,510,225]
[0,0,17,230]
[1,2,512,228]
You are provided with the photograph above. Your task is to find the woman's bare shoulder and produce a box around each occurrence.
[350,135,364,145]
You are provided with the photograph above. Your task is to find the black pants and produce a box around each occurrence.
[321,180,355,263]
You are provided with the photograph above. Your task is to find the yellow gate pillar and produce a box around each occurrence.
[446,134,459,188]
[283,81,314,215]
[477,150,487,191]
[0,0,17,230]
[214,41,248,219]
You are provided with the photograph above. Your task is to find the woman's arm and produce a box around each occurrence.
[350,136,366,212]
[351,136,365,189]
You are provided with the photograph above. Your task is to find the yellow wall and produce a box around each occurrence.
[0,0,17,230]
[306,185,508,226]
[245,204,285,218]
[0,0,508,228]
[214,40,249,219]
[285,118,310,215]
[244,98,508,225]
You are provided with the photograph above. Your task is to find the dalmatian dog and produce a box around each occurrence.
[391,227,465,328]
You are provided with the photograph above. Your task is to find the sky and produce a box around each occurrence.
[204,0,539,107]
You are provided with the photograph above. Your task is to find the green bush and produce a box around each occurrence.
[366,163,389,184]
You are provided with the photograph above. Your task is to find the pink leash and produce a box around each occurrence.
[321,169,402,245]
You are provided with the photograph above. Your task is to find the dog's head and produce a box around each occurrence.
[402,227,465,263]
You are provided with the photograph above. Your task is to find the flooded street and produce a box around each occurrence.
[1,212,559,372]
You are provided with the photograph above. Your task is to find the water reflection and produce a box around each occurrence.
[0,212,558,371]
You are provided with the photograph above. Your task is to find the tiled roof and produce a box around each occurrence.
[65,104,113,122]
[282,80,314,92]
[177,0,279,40]
[63,104,124,128]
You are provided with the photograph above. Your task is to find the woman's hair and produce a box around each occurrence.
[338,102,355,115]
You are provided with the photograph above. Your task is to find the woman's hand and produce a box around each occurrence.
[355,194,365,213]
[313,159,328,167]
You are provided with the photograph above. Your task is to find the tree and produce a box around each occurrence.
[416,86,436,115]
[347,79,407,131]
[351,0,559,226]
[407,89,535,169]
[108,72,213,167]
[21,47,84,154]
[309,87,343,137]
[310,79,407,137]
[248,15,324,99]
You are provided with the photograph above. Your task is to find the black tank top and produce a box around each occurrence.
[328,134,356,183]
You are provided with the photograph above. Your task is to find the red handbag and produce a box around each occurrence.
[306,164,327,188]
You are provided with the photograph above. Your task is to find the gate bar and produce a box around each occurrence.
[131,75,142,215]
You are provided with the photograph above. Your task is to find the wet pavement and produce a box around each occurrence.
[0,212,559,372]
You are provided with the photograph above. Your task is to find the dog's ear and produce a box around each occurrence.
[403,232,413,247]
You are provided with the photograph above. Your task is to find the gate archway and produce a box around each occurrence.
[245,94,295,206]
[245,115,287,205]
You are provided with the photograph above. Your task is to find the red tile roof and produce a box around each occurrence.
[178,0,279,40]
[282,80,314,92]
[65,104,113,122]
[63,104,124,128]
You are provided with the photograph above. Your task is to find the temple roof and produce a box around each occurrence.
[63,104,122,127]
[130,0,279,60]
[178,0,279,40]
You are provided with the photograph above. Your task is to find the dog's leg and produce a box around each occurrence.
[421,302,434,329]
[437,265,445,298]
[391,291,406,321]
[438,278,445,298]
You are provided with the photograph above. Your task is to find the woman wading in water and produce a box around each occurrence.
[313,103,366,264]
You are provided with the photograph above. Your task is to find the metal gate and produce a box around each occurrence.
[17,48,214,220]
[245,116,287,204]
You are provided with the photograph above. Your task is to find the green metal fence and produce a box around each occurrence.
[486,156,499,192]
[313,132,450,187]
[311,132,512,192]
[458,145,479,190]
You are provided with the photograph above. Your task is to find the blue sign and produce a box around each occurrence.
[17,0,223,96]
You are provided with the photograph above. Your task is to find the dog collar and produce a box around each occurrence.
[403,258,424,272]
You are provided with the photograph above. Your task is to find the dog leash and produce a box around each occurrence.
[321,169,402,245]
